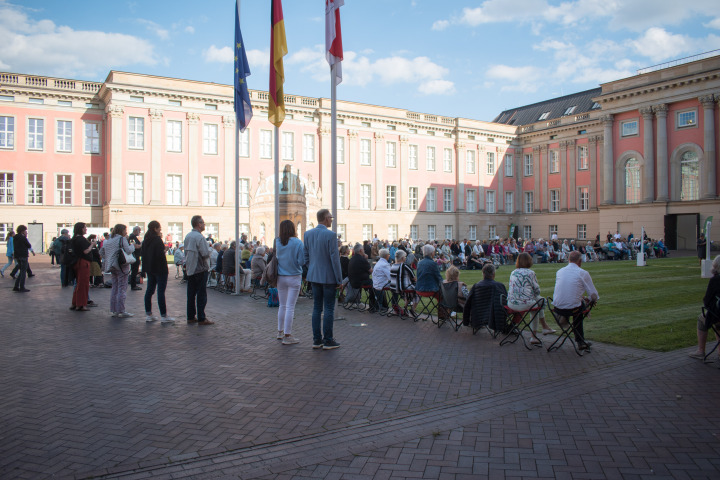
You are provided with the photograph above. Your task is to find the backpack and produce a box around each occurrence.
[267,287,279,307]
[61,240,78,267]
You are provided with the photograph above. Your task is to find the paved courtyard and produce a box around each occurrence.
[1,257,719,480]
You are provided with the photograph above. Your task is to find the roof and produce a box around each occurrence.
[492,87,602,126]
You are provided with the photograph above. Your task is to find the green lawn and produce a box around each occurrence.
[459,256,706,352]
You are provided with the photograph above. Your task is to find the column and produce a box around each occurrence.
[106,105,124,203]
[653,104,669,201]
[566,140,576,211]
[148,109,163,205]
[374,132,384,210]
[559,142,568,211]
[514,150,522,214]
[701,95,717,198]
[540,145,548,212]
[222,116,235,206]
[186,113,200,206]
[601,114,614,204]
[640,107,655,203]
[589,136,599,209]
[347,130,358,210]
[532,146,541,213]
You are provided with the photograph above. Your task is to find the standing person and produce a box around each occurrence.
[128,226,143,291]
[88,234,103,287]
[184,215,213,325]
[698,232,707,266]
[142,221,175,324]
[275,220,306,345]
[100,224,135,317]
[52,229,71,286]
[1,231,14,278]
[70,222,96,310]
[49,237,57,265]
[11,226,32,292]
[552,251,599,351]
[304,209,343,350]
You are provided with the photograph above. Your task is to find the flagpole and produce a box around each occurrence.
[275,125,280,240]
[331,64,338,232]
[234,0,242,295]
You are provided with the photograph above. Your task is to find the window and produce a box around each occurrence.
[505,191,514,213]
[166,174,182,205]
[166,120,182,152]
[337,183,345,209]
[466,150,476,174]
[0,116,15,149]
[203,176,218,206]
[408,144,418,169]
[408,187,418,210]
[577,224,587,240]
[362,121,371,128]
[29,98,44,104]
[128,117,144,149]
[443,188,453,212]
[388,224,398,241]
[27,174,43,204]
[488,225,496,240]
[0,95,13,102]
[128,173,144,204]
[28,118,44,151]
[205,104,217,110]
[130,95,144,103]
[83,175,100,206]
[336,136,345,164]
[677,110,697,128]
[239,178,250,207]
[621,120,638,137]
[56,174,71,205]
[466,190,476,213]
[469,225,477,241]
[550,189,560,212]
[260,130,272,158]
[362,224,373,241]
[0,173,14,204]
[591,102,601,110]
[386,185,397,210]
[0,223,13,243]
[486,190,496,213]
[523,225,532,239]
[505,154,513,176]
[169,99,182,107]
[680,151,699,201]
[337,224,346,241]
[426,188,436,212]
[360,139,371,165]
[410,225,418,241]
[427,225,436,241]
[445,225,453,240]
[443,148,452,172]
[538,111,551,121]
[84,122,100,154]
[625,158,641,204]
[486,152,495,175]
[361,184,371,210]
[563,105,577,115]
[578,145,588,170]
[524,154,533,176]
[56,120,72,152]
[579,187,589,211]
[239,128,250,157]
[426,146,436,171]
[281,131,294,160]
[549,225,558,238]
[550,151,559,173]
[524,191,534,213]
[205,223,219,239]
[386,141,397,167]
[203,124,218,154]
[167,222,183,243]
[302,134,314,162]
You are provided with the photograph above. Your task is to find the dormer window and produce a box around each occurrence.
[538,111,551,121]
[563,106,577,115]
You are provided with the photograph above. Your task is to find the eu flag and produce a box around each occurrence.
[234,0,252,131]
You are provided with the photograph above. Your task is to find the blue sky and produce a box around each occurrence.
[2,0,720,121]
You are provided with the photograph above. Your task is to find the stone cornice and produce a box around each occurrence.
[106,105,124,118]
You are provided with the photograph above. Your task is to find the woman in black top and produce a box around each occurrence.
[141,221,174,323]
[71,222,96,311]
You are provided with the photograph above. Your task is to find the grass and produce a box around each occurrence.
[458,256,707,352]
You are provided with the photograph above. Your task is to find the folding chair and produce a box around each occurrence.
[223,273,236,295]
[499,296,545,350]
[546,296,595,356]
[701,305,720,363]
[414,290,441,322]
[249,275,268,300]
[436,282,464,331]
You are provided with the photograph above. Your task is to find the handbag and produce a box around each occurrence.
[263,238,279,287]
[116,238,136,267]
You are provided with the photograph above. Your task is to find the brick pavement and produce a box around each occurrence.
[0,257,718,480]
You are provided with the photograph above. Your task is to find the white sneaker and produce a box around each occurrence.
[117,312,134,318]
[542,328,557,335]
[161,316,176,324]
[277,330,284,340]
[110,311,118,317]
[146,315,159,322]
[282,335,299,345]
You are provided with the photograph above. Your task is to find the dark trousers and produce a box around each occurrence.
[554,304,588,343]
[145,272,168,316]
[130,255,140,288]
[311,283,337,344]
[13,257,28,289]
[71,259,90,307]
[187,271,209,320]
[11,262,32,277]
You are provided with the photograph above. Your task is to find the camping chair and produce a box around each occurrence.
[499,296,546,350]
[701,300,720,363]
[223,273,236,295]
[249,275,268,300]
[436,281,464,331]
[546,296,596,356]
[341,283,372,311]
[414,290,441,322]
[462,282,507,336]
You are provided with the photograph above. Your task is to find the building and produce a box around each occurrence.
[1,54,719,252]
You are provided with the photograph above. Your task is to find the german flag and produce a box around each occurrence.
[269,0,287,127]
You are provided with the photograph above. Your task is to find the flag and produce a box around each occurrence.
[269,0,287,127]
[234,0,252,131]
[325,0,344,85]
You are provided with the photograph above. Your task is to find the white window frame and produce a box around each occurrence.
[281,131,294,161]
[360,138,371,166]
[203,176,218,206]
[677,109,697,129]
[260,130,272,158]
[427,225,436,241]
[505,191,514,213]
[0,172,15,204]
[408,187,418,210]
[56,119,72,153]
[27,117,44,151]
[578,187,589,211]
[84,121,101,155]
[578,145,588,170]
[166,174,182,205]
[128,117,144,149]
[486,152,495,175]
[302,134,315,162]
[337,224,346,241]
[410,225,418,241]
[27,173,43,205]
[388,224,398,241]
[523,225,532,239]
[426,187,437,212]
[0,116,15,149]
[166,120,182,153]
[466,189,476,213]
[550,189,560,212]
[362,224,373,241]
[443,188,453,212]
[408,144,418,170]
[239,128,250,157]
[550,151,559,173]
[386,185,397,210]
[386,141,397,167]
[426,146,436,171]
[469,225,477,241]
[577,224,587,240]
[486,190,496,214]
[203,124,218,155]
[167,222,183,243]
[337,182,346,209]
[127,172,144,205]
[445,225,453,240]
[466,150,476,174]
[55,174,72,205]
[488,225,497,239]
[621,119,639,137]
[84,174,101,206]
[239,178,250,207]
[505,154,513,177]
[336,136,345,164]
[524,154,533,176]
[360,184,371,210]
[524,191,534,213]
[443,148,452,172]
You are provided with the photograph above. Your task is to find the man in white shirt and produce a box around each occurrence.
[552,251,599,350]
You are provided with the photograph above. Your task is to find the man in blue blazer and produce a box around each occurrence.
[304,209,343,350]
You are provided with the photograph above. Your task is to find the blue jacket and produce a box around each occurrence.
[276,236,306,276]
[416,256,443,292]
[303,224,342,284]
[6,235,14,257]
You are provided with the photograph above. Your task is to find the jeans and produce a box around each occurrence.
[145,272,168,316]
[311,283,337,344]
[1,255,13,275]
[13,257,28,289]
[277,275,302,335]
[187,271,209,320]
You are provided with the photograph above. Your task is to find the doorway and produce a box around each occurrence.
[27,223,43,254]
[664,214,699,250]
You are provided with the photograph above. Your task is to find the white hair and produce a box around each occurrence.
[395,249,407,261]
[422,244,435,257]
[256,246,265,256]
[712,255,720,276]
[379,248,390,258]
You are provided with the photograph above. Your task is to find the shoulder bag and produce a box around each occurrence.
[264,238,279,287]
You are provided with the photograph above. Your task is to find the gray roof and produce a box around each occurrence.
[492,87,602,126]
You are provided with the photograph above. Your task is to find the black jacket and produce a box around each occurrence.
[141,235,168,275]
[13,234,31,258]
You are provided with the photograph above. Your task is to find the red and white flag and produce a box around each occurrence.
[325,0,344,85]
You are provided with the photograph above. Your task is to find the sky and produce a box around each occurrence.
[2,0,720,121]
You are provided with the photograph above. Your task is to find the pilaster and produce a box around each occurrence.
[589,136,599,209]
[106,105,124,204]
[222,116,235,206]
[640,106,655,203]
[653,104,669,201]
[700,95,717,198]
[601,114,614,205]
[149,108,163,206]
[374,132,384,210]
[186,112,200,206]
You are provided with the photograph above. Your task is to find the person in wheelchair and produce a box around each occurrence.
[389,249,417,317]
[552,251,599,350]
[690,255,720,361]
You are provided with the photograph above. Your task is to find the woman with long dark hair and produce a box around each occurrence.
[141,221,175,324]
[99,224,135,317]
[70,222,96,311]
[275,219,306,344]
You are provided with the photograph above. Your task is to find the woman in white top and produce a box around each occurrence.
[507,252,556,344]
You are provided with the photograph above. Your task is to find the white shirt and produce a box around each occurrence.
[553,262,599,309]
[372,257,392,289]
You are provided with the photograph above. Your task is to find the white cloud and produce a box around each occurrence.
[246,49,269,69]
[432,20,449,31]
[0,3,157,78]
[631,28,693,62]
[418,79,455,95]
[185,26,195,34]
[486,64,543,93]
[203,45,233,63]
[705,17,720,29]
[136,19,169,40]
